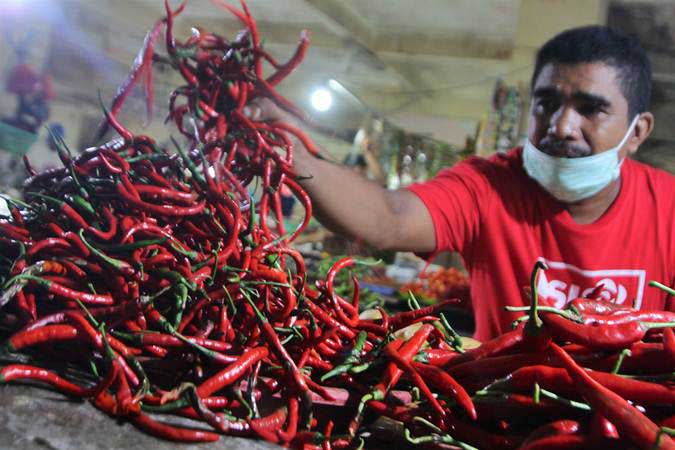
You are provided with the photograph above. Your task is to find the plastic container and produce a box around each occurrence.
[0,121,38,155]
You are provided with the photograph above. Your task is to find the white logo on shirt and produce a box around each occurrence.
[536,257,646,309]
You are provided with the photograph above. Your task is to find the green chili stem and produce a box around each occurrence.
[78,229,131,271]
[611,349,632,374]
[649,280,675,297]
[533,382,541,404]
[642,321,675,329]
[538,387,591,411]
[171,136,206,186]
[528,260,548,329]
[505,305,583,323]
[439,312,465,352]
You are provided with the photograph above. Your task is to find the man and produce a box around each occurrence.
[251,26,674,341]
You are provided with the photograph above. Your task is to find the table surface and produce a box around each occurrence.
[0,384,281,450]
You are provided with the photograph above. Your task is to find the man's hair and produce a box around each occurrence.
[532,25,651,118]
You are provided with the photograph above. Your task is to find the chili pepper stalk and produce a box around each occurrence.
[522,260,552,351]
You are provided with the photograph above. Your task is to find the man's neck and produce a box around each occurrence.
[565,178,622,224]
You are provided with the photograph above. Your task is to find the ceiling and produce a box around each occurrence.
[0,0,674,168]
[0,1,585,146]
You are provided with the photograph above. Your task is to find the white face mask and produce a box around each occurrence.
[523,115,639,203]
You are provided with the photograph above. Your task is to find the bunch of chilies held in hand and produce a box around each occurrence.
[0,1,674,449]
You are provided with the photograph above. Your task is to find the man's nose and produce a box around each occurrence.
[548,107,581,140]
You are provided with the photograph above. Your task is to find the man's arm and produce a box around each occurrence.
[249,99,436,253]
[294,148,436,253]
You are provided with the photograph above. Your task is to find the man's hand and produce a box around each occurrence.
[243,97,294,125]
[242,98,435,253]
[243,97,316,175]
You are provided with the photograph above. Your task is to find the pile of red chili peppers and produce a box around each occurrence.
[0,2,673,449]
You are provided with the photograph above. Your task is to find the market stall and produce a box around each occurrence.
[0,1,674,450]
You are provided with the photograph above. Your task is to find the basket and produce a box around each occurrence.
[0,121,38,156]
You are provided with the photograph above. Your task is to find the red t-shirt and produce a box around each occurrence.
[407,147,675,341]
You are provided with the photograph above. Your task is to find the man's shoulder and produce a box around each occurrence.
[625,158,675,190]
[423,148,525,198]
[489,146,523,167]
[624,158,675,213]
[443,147,522,176]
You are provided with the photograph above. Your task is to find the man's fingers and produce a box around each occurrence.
[243,97,289,122]
[241,98,314,162]
[242,104,262,121]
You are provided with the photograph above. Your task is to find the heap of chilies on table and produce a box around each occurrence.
[0,2,673,449]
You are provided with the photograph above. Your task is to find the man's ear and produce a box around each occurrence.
[628,112,654,155]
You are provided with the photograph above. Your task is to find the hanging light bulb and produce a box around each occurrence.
[310,88,332,112]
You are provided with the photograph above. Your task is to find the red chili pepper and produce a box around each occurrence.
[664,327,675,362]
[63,231,91,257]
[366,400,418,423]
[567,296,634,316]
[266,30,309,86]
[22,155,37,176]
[448,352,548,381]
[42,275,80,289]
[97,152,125,174]
[248,297,313,426]
[37,260,68,276]
[24,167,67,191]
[95,17,169,142]
[117,183,206,217]
[519,434,631,450]
[585,342,672,374]
[415,347,463,366]
[384,346,446,419]
[581,310,675,325]
[520,420,581,447]
[26,238,72,259]
[661,416,675,429]
[60,259,88,278]
[589,413,619,439]
[303,297,356,340]
[0,222,29,241]
[543,312,674,350]
[453,322,526,368]
[122,320,168,358]
[388,299,459,331]
[0,363,118,398]
[87,207,118,241]
[549,342,675,450]
[497,364,675,405]
[196,346,268,397]
[8,205,24,226]
[277,396,300,444]
[3,324,79,352]
[443,414,523,450]
[131,331,230,353]
[411,361,476,420]
[473,391,579,422]
[135,184,197,205]
[132,411,220,443]
[99,96,133,142]
[8,275,114,306]
[375,325,434,398]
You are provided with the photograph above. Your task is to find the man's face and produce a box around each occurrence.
[528,62,633,159]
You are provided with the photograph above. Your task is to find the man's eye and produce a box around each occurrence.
[535,98,558,112]
[578,104,605,116]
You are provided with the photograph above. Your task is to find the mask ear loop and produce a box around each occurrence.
[615,114,641,168]
[618,115,641,151]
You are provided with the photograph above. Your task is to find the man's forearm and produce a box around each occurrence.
[293,152,400,250]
